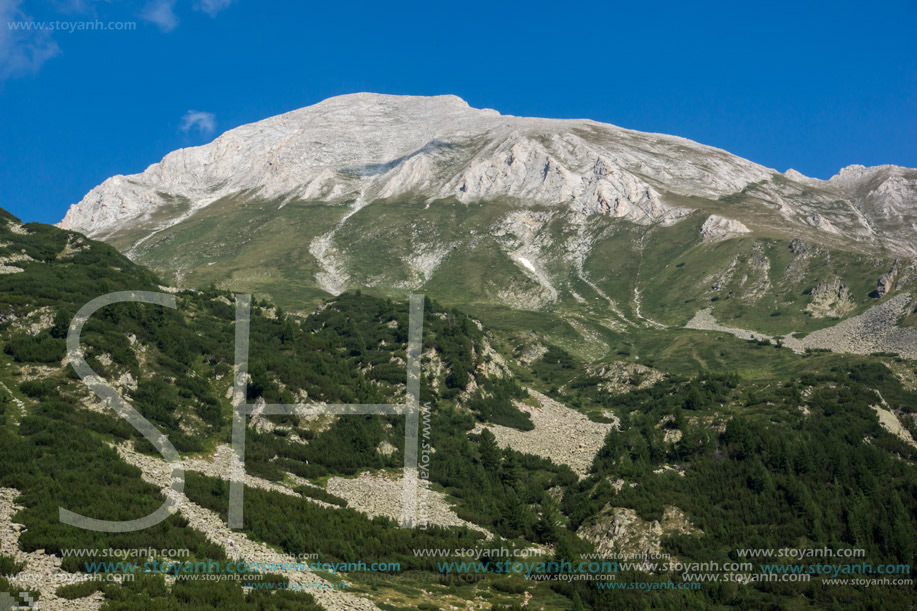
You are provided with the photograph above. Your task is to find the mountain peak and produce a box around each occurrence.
[313,92,473,109]
[58,93,776,238]
[58,94,916,263]
[830,163,913,183]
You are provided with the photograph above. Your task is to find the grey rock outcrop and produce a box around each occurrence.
[576,506,701,559]
[700,215,751,242]
[806,277,855,318]
[877,259,900,297]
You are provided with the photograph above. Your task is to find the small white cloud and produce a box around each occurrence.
[180,110,216,135]
[141,0,178,32]
[0,0,62,80]
[193,0,233,17]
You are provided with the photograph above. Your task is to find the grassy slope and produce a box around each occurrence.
[114,192,905,368]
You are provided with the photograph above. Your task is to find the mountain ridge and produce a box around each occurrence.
[54,93,771,231]
[59,93,917,259]
[52,94,917,358]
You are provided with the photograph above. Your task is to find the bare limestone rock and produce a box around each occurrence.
[326,471,491,539]
[877,259,900,297]
[581,361,664,395]
[1,487,105,610]
[485,389,616,478]
[806,277,855,318]
[700,215,751,242]
[113,444,380,610]
[576,506,701,558]
[59,94,773,241]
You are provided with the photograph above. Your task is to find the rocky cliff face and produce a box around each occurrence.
[805,277,855,319]
[53,94,917,348]
[59,93,770,236]
[60,93,912,255]
[827,165,917,257]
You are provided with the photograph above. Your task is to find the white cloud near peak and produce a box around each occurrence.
[180,110,216,135]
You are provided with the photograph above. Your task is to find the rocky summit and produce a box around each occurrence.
[52,95,917,363]
[60,94,916,257]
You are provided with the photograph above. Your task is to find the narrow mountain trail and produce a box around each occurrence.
[123,203,201,260]
[577,269,635,328]
[0,381,25,418]
[686,293,917,360]
[685,308,774,343]
[633,285,666,329]
[569,216,636,327]
[632,229,668,329]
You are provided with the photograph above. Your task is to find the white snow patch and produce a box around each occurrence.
[516,256,537,274]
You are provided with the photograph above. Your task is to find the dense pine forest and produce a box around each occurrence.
[1,208,916,609]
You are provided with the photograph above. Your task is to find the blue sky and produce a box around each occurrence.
[0,0,914,224]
